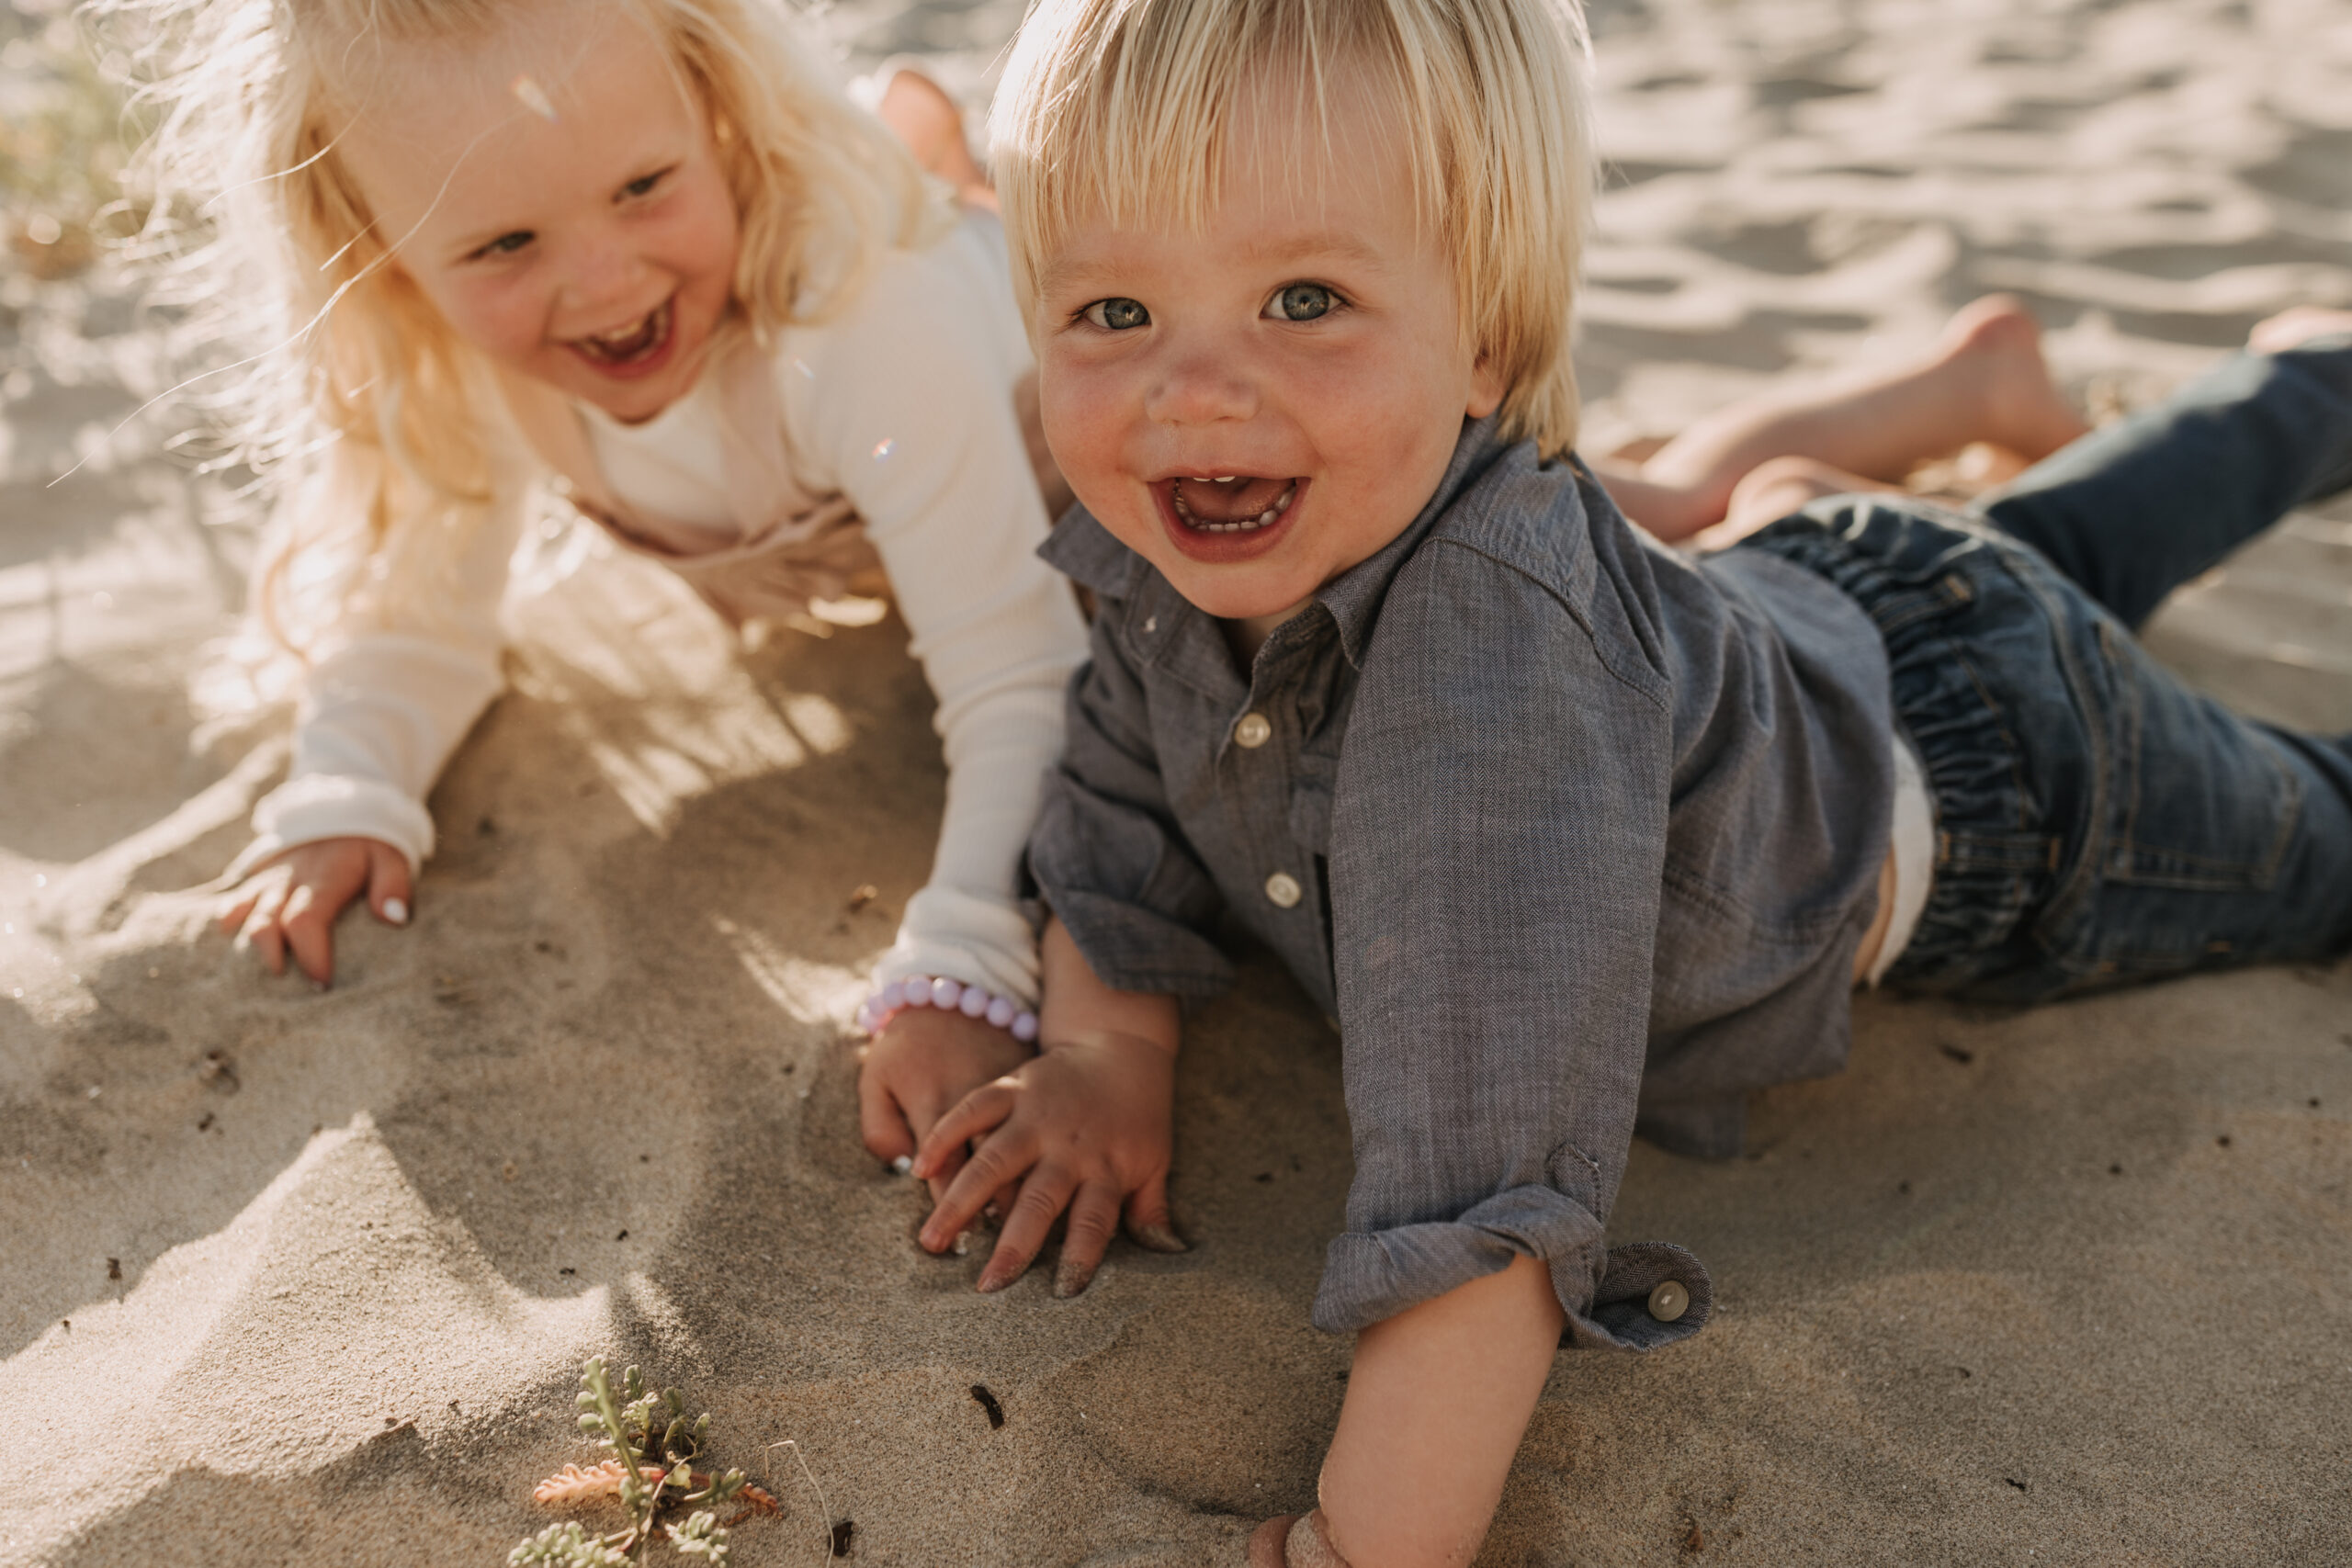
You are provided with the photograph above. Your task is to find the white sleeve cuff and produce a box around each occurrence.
[870,886,1042,1009]
[228,773,437,880]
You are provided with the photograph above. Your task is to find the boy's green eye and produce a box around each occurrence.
[1266,283,1334,321]
[1083,298,1149,331]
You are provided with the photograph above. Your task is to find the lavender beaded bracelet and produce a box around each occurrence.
[856,975,1039,1043]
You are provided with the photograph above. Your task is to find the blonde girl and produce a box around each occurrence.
[107,0,1088,1153]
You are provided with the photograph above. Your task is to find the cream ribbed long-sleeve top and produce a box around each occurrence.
[241,220,1088,1006]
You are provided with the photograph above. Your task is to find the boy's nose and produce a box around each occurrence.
[1143,345,1259,426]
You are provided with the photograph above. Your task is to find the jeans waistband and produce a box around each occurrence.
[1736,500,2086,992]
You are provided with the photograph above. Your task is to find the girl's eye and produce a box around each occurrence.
[1082,298,1150,331]
[621,170,665,199]
[1264,282,1335,321]
[476,231,534,259]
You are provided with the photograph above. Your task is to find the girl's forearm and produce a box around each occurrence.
[1038,915,1182,1055]
[1317,1255,1566,1568]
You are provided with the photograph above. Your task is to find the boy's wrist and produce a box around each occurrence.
[1039,1023,1181,1060]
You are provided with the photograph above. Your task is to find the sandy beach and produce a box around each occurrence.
[6,0,2351,1562]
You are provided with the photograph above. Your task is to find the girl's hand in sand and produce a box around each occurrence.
[857,1007,1035,1201]
[912,1028,1182,1295]
[217,837,411,987]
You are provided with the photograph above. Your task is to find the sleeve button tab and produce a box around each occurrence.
[1646,1280,1690,1324]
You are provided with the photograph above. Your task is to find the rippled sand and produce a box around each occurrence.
[5,1,2349,1562]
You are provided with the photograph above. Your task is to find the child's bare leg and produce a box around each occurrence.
[2250,307,2352,355]
[1613,296,2089,542]
[875,67,994,210]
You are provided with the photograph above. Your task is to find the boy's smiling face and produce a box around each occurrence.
[1035,75,1503,637]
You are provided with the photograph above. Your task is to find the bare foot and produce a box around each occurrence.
[876,67,994,210]
[2249,306,2352,355]
[1933,294,2091,462]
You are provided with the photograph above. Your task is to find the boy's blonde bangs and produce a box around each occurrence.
[993,0,1594,457]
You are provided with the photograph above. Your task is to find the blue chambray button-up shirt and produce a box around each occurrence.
[1024,417,1895,1348]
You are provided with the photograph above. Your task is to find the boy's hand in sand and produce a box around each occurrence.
[912,1026,1182,1295]
[857,1008,1035,1200]
[217,836,411,987]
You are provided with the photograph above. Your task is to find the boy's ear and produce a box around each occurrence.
[1466,352,1505,421]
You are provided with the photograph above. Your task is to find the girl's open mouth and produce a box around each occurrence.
[1153,473,1304,563]
[567,298,676,376]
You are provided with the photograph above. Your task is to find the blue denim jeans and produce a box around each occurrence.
[1739,336,2352,1001]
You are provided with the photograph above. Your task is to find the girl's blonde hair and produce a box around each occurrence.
[990,0,1594,458]
[96,0,942,652]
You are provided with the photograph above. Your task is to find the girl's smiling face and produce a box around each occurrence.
[1034,75,1503,637]
[334,2,739,423]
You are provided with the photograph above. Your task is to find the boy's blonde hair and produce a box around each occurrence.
[96,0,943,651]
[990,0,1594,457]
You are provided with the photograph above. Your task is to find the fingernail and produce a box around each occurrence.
[382,897,408,925]
[1131,1223,1189,1254]
[1053,1258,1093,1298]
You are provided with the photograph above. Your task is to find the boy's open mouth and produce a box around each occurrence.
[1167,475,1298,534]
[568,298,675,372]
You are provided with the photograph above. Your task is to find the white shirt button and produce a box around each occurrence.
[1234,712,1272,749]
[1646,1280,1690,1324]
[1263,872,1303,908]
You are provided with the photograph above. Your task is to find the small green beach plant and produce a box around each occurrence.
[512,1359,782,1568]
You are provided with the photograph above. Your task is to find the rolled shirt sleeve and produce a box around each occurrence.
[1316,537,1711,1348]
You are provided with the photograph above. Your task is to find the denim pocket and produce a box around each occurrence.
[2098,622,2302,892]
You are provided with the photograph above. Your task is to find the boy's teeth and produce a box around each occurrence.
[1170,478,1297,533]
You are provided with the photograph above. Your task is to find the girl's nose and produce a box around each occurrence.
[1142,344,1259,427]
[557,231,650,313]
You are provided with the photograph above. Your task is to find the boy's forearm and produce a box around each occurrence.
[1317,1255,1566,1568]
[1039,915,1181,1055]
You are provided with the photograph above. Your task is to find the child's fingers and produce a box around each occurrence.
[1248,1517,1299,1568]
[856,1069,918,1166]
[913,1083,1016,1180]
[277,882,343,987]
[236,884,289,975]
[919,1113,1035,1253]
[922,1144,973,1210]
[1121,1173,1188,1254]
[364,842,413,926]
[1051,1179,1124,1297]
[218,886,261,935]
[977,1164,1078,1292]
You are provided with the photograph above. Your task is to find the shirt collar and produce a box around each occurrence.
[1035,414,1513,668]
[1313,415,1509,667]
[1036,507,1143,598]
